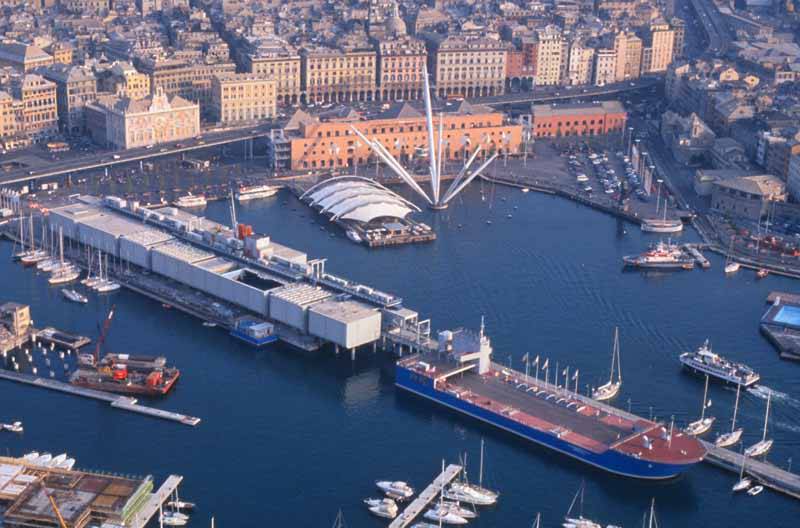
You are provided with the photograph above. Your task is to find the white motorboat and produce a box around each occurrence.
[747,485,764,496]
[443,487,495,506]
[376,480,414,499]
[745,390,773,457]
[49,453,68,467]
[363,497,397,509]
[724,262,741,274]
[161,513,187,526]
[732,477,752,492]
[62,288,88,304]
[22,451,39,461]
[346,230,362,243]
[57,458,76,470]
[715,384,744,448]
[166,500,196,511]
[423,506,469,525]
[236,184,280,202]
[365,497,398,519]
[592,327,622,401]
[2,421,23,433]
[34,453,53,466]
[442,500,477,519]
[685,374,715,436]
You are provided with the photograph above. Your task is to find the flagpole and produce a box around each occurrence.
[564,366,569,393]
[525,354,530,381]
[555,361,559,389]
[574,370,579,394]
[534,355,539,384]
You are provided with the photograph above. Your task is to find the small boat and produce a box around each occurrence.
[167,500,196,511]
[21,250,49,266]
[62,289,88,304]
[747,485,764,496]
[724,237,740,274]
[562,483,604,528]
[167,512,189,521]
[173,194,207,208]
[715,384,743,448]
[376,480,414,499]
[592,327,622,401]
[49,453,68,467]
[22,451,39,461]
[412,524,441,528]
[2,421,23,433]
[685,374,715,436]
[346,230,362,243]
[34,453,53,466]
[161,513,187,526]
[745,390,773,457]
[521,188,530,193]
[49,269,80,285]
[236,184,279,202]
[641,218,683,233]
[202,321,217,328]
[56,458,76,470]
[365,497,398,519]
[95,281,121,293]
[442,500,477,519]
[732,477,752,492]
[423,505,468,525]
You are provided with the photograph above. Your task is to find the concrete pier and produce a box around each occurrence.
[389,464,463,528]
[683,244,711,269]
[700,440,800,500]
[127,475,184,528]
[0,369,200,426]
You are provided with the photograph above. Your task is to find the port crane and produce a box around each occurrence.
[94,306,115,365]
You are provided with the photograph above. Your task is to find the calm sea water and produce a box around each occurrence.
[3,184,800,527]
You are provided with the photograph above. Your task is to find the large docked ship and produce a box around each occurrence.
[69,309,180,396]
[679,341,760,388]
[623,240,694,270]
[396,327,706,479]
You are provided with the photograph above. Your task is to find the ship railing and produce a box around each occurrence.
[489,361,648,424]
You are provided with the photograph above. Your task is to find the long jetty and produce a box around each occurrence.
[700,440,800,500]
[127,474,184,528]
[389,464,463,528]
[0,369,200,426]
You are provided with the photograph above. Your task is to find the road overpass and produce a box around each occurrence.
[477,77,662,107]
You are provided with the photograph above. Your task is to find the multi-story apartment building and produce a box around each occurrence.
[566,42,595,86]
[10,74,58,142]
[671,18,686,58]
[433,36,506,98]
[101,62,151,100]
[60,0,110,14]
[49,43,73,66]
[301,46,377,104]
[532,101,627,138]
[85,88,199,149]
[613,31,642,82]
[244,47,301,105]
[136,58,236,114]
[646,22,675,73]
[0,91,15,140]
[41,64,97,135]
[287,102,522,171]
[594,49,617,86]
[535,26,567,86]
[210,73,276,124]
[377,36,427,101]
[0,43,54,72]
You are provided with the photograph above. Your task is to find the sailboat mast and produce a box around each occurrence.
[616,330,622,383]
[479,439,484,487]
[59,227,64,264]
[762,390,771,441]
[700,375,709,420]
[29,214,35,251]
[731,383,741,432]
[609,328,618,384]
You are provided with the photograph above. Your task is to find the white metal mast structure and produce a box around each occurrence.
[350,68,498,210]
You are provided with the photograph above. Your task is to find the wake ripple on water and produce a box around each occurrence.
[748,385,800,409]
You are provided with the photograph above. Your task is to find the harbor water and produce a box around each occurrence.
[3,183,800,526]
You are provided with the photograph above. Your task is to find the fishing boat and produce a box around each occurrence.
[376,480,414,499]
[562,483,603,528]
[747,485,764,496]
[592,327,622,401]
[745,390,773,457]
[724,237,740,274]
[715,383,743,448]
[61,289,88,304]
[685,375,715,436]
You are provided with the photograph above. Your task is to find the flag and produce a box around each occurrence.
[533,355,539,366]
[572,369,579,380]
[542,359,549,369]
[707,399,712,408]
[562,368,568,376]
[522,352,529,362]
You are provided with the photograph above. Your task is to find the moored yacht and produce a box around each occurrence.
[376,480,414,499]
[684,375,715,436]
[364,497,398,519]
[745,390,773,458]
[423,505,469,525]
[62,288,88,304]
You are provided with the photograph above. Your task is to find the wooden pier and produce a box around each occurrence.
[0,369,201,426]
[388,464,463,528]
[700,440,800,500]
[127,474,184,528]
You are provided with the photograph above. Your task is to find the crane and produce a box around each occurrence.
[46,488,68,528]
[94,306,115,365]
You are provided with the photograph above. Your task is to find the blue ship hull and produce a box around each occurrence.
[230,329,278,347]
[396,366,697,479]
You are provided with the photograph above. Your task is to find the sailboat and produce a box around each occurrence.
[95,253,120,293]
[445,439,498,505]
[715,383,743,447]
[592,327,622,401]
[745,389,773,457]
[48,227,79,285]
[562,482,602,528]
[12,213,26,260]
[642,499,659,528]
[20,215,47,265]
[732,446,752,492]
[724,237,740,274]
[685,374,715,436]
[424,460,468,525]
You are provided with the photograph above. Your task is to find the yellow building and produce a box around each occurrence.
[211,73,276,124]
[245,52,301,105]
[137,58,236,114]
[534,27,567,86]
[434,36,506,98]
[0,91,16,139]
[106,62,151,100]
[377,36,427,101]
[48,42,73,66]
[647,22,675,73]
[11,74,58,141]
[301,46,377,104]
[613,31,642,81]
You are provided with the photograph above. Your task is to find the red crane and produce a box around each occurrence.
[94,306,115,365]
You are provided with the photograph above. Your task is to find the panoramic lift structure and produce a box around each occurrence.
[350,69,498,210]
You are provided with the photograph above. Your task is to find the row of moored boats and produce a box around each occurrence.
[21,451,76,470]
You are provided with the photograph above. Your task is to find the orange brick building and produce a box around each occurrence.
[532,101,627,138]
[288,102,522,171]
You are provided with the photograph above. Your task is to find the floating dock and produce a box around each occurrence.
[127,474,184,528]
[0,369,200,426]
[34,326,91,350]
[388,464,463,528]
[700,440,800,500]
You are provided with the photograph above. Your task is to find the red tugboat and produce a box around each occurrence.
[70,307,180,396]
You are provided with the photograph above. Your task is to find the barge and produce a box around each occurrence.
[395,327,706,479]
